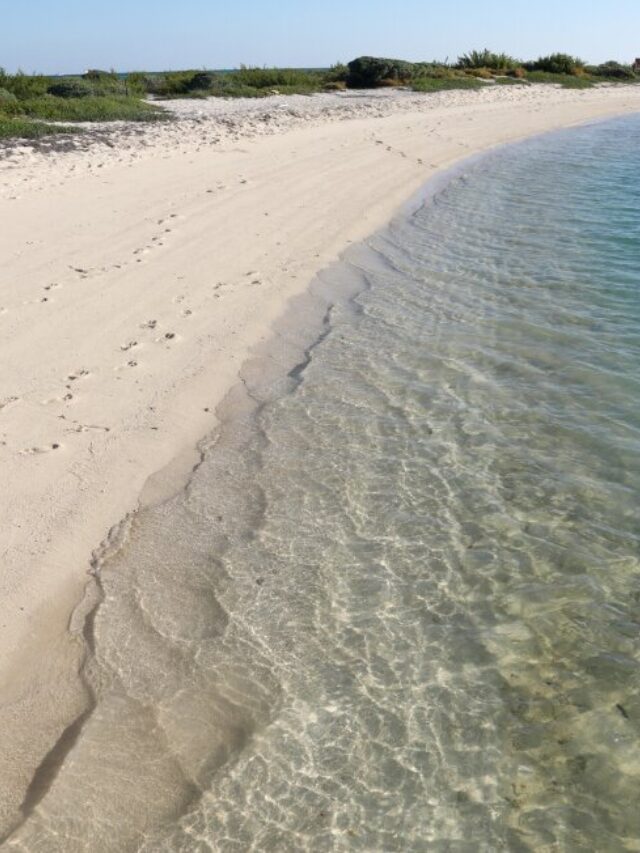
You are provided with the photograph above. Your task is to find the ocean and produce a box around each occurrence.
[9,114,640,851]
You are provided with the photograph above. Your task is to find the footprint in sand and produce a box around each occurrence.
[140,319,157,330]
[66,368,90,382]
[0,396,19,411]
[64,421,110,434]
[20,443,61,455]
[44,390,74,404]
[120,340,139,352]
[69,266,91,278]
[114,359,138,373]
[155,331,178,345]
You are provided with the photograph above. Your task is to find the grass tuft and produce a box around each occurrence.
[18,95,167,122]
[0,116,80,139]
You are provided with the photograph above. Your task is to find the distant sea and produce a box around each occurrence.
[11,114,640,851]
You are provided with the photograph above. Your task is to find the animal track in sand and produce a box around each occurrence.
[120,340,139,352]
[140,319,157,330]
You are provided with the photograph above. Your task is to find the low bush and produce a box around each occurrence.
[325,63,348,83]
[186,71,217,91]
[457,50,520,71]
[465,67,494,79]
[0,70,49,99]
[0,87,18,105]
[233,66,322,90]
[47,78,94,98]
[347,56,414,87]
[591,61,637,80]
[526,53,585,75]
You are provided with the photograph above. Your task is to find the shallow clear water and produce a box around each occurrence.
[8,115,640,852]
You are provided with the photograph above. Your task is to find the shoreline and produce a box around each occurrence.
[1,85,640,836]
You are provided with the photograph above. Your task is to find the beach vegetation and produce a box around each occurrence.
[411,76,485,92]
[325,62,349,83]
[0,69,49,99]
[17,95,165,122]
[346,56,414,87]
[0,115,80,139]
[323,80,347,91]
[0,87,18,105]
[457,50,520,71]
[526,53,585,75]
[464,67,494,79]
[524,70,593,88]
[47,78,94,98]
[590,61,637,80]
[492,75,529,85]
[0,49,637,141]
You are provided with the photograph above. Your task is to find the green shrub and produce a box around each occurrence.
[324,62,348,83]
[233,66,321,90]
[346,56,414,87]
[591,61,636,80]
[47,78,94,98]
[0,87,18,105]
[1,70,49,99]
[527,53,585,75]
[83,69,117,82]
[457,50,519,71]
[186,71,217,91]
[465,67,494,79]
[122,71,154,95]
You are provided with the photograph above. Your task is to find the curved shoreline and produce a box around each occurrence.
[1,85,640,837]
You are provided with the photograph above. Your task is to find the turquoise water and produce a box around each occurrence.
[7,115,640,852]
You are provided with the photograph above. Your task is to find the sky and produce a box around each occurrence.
[2,0,640,75]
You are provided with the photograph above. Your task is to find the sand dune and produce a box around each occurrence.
[1,83,639,838]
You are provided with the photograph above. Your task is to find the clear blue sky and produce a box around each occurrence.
[3,0,639,74]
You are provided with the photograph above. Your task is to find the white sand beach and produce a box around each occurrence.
[1,82,640,837]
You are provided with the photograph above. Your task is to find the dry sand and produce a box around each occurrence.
[1,83,639,838]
